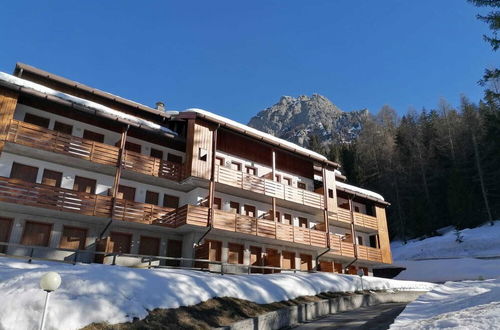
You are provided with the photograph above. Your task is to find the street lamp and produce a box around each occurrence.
[357,269,365,292]
[39,272,61,330]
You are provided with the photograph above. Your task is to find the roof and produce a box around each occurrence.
[0,71,177,137]
[14,63,171,119]
[184,108,339,168]
[336,181,389,205]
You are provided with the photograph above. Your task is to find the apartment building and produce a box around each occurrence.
[0,63,392,275]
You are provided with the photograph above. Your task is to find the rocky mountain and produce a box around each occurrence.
[248,94,368,151]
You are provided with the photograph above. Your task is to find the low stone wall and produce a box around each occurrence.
[218,291,426,330]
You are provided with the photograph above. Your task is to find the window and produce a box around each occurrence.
[59,226,87,250]
[328,189,334,199]
[283,177,292,186]
[53,121,73,134]
[0,217,13,253]
[282,213,292,225]
[354,206,360,212]
[117,185,136,201]
[243,204,256,217]
[139,236,160,256]
[166,239,182,266]
[282,251,295,269]
[108,232,132,253]
[82,130,104,143]
[357,236,364,246]
[300,254,312,271]
[198,148,208,161]
[163,195,179,208]
[297,182,306,190]
[230,161,241,171]
[24,113,49,128]
[228,243,244,264]
[10,163,38,183]
[124,141,141,153]
[168,153,183,164]
[73,176,96,194]
[298,217,308,228]
[41,169,62,187]
[369,235,379,248]
[245,166,257,176]
[268,210,281,222]
[21,221,52,247]
[274,174,281,183]
[150,148,163,159]
[229,201,240,214]
[145,191,159,205]
[213,197,222,210]
[215,156,224,166]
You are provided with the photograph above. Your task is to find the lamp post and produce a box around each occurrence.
[39,272,61,330]
[357,269,365,292]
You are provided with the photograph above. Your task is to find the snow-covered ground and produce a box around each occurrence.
[391,278,500,330]
[392,221,500,282]
[0,257,433,330]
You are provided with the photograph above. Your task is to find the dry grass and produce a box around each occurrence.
[82,292,351,330]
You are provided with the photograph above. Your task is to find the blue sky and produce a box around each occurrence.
[0,1,497,123]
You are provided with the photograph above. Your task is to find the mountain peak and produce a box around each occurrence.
[248,94,368,150]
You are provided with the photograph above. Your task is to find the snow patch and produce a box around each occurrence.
[336,181,385,201]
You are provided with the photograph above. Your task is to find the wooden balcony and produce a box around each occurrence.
[5,120,184,181]
[0,177,174,224]
[356,245,383,262]
[332,207,378,231]
[157,205,328,248]
[329,235,355,257]
[215,165,324,210]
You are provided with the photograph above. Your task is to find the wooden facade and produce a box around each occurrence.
[0,65,394,273]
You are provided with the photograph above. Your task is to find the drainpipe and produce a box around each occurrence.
[195,124,219,247]
[315,247,331,271]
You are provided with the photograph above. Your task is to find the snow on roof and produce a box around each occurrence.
[0,71,177,137]
[336,180,385,201]
[184,108,329,163]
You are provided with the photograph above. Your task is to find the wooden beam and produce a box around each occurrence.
[322,166,330,248]
[348,198,358,258]
[111,126,128,199]
[0,88,18,153]
[208,126,218,226]
[271,149,277,238]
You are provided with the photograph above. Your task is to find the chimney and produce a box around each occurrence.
[155,101,165,111]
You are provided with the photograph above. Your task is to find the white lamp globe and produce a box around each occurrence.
[40,272,61,292]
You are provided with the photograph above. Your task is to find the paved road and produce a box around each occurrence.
[292,302,408,330]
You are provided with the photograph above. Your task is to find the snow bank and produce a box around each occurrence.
[391,279,500,330]
[0,257,433,330]
[392,221,500,282]
[392,221,500,260]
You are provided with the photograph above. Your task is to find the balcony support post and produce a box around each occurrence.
[322,165,330,248]
[271,149,277,238]
[99,125,128,240]
[207,124,219,227]
[348,197,358,261]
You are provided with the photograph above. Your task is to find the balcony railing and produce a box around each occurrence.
[0,177,174,224]
[329,235,355,257]
[356,245,383,262]
[333,207,378,231]
[215,165,324,209]
[6,120,184,181]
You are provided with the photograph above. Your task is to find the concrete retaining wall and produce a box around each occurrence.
[218,291,426,330]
